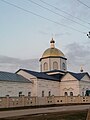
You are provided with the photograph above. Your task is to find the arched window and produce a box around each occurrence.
[64,92,68,96]
[82,92,84,96]
[44,62,48,71]
[48,91,51,96]
[62,63,66,70]
[42,91,44,97]
[53,61,58,70]
[19,92,22,97]
[28,92,31,97]
[70,92,73,96]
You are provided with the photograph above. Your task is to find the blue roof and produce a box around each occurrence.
[49,74,63,80]
[0,71,31,83]
[20,69,59,81]
[68,72,89,80]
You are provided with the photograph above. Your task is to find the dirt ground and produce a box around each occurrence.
[0,110,88,120]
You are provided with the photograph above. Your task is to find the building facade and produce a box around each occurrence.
[0,38,90,97]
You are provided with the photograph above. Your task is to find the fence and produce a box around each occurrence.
[0,96,90,108]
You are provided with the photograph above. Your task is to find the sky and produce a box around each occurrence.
[0,0,90,73]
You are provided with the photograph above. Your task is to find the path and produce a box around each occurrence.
[0,105,90,118]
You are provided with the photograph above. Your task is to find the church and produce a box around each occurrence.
[0,38,90,97]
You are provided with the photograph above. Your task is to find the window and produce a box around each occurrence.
[85,90,90,96]
[48,91,51,97]
[6,95,9,97]
[70,92,73,96]
[19,92,22,97]
[62,63,66,70]
[64,92,68,96]
[53,61,58,70]
[44,62,48,71]
[28,92,31,97]
[42,91,44,97]
[82,92,84,96]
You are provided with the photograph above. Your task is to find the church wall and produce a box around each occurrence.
[79,80,90,96]
[31,78,38,97]
[61,58,67,71]
[40,57,67,72]
[60,80,80,96]
[0,81,32,97]
[81,74,90,82]
[37,79,60,97]
[40,58,50,72]
[50,58,60,70]
[61,73,77,81]
[78,75,90,96]
[17,70,38,96]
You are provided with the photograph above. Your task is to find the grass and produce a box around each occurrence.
[0,110,88,120]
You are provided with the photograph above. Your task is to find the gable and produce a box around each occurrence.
[16,69,36,80]
[69,72,86,80]
[81,74,90,82]
[61,73,77,82]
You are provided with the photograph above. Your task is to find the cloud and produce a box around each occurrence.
[0,55,39,72]
[65,42,90,73]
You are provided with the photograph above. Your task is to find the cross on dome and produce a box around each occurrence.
[50,38,55,48]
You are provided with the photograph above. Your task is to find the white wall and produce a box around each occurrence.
[60,73,80,96]
[60,73,90,96]
[61,58,67,71]
[40,58,50,72]
[40,57,67,72]
[50,58,60,70]
[0,81,32,97]
[17,70,38,96]
[79,74,90,96]
[37,79,60,97]
[60,80,80,96]
[17,70,61,97]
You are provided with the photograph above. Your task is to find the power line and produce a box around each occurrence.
[76,0,90,9]
[39,0,90,25]
[1,0,86,34]
[27,0,90,29]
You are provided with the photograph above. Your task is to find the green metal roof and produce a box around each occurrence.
[0,71,31,83]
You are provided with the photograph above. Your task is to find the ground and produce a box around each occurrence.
[0,110,87,120]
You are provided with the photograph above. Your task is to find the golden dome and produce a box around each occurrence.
[42,47,65,58]
[42,38,65,58]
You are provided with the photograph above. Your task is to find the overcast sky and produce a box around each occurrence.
[0,0,90,73]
